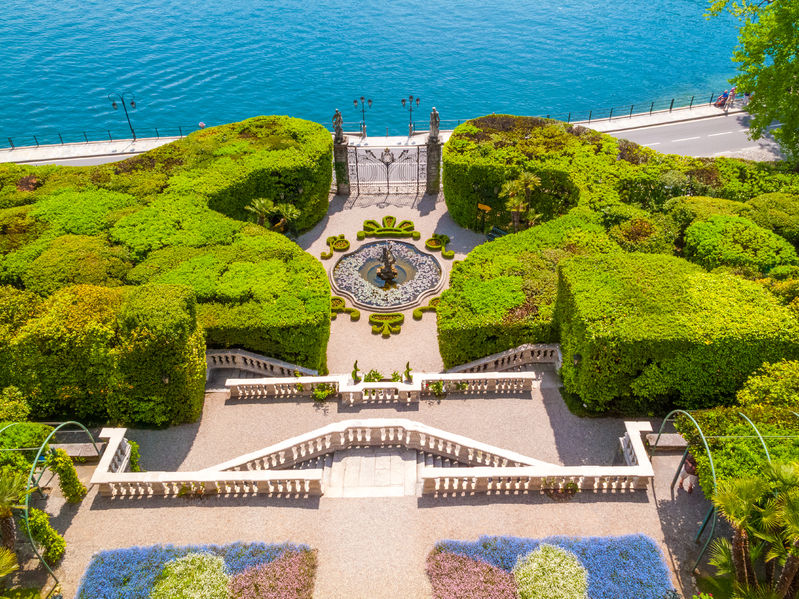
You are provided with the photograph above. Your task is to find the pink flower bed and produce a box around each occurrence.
[426,550,517,599]
[228,550,317,599]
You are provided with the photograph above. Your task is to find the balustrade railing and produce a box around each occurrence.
[442,344,562,374]
[90,421,654,498]
[225,371,541,404]
[206,349,317,379]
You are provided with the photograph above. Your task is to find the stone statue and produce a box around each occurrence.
[377,246,398,282]
[429,107,440,142]
[333,109,344,144]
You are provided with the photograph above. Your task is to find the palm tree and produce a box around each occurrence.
[713,477,770,589]
[500,171,541,232]
[772,490,799,598]
[0,547,18,587]
[273,203,301,233]
[0,472,35,552]
[245,197,276,227]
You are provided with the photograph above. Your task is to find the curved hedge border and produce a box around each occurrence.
[413,296,440,320]
[0,116,332,423]
[369,312,404,337]
[356,216,421,240]
[425,234,454,259]
[321,234,350,260]
[331,296,360,321]
[443,115,799,232]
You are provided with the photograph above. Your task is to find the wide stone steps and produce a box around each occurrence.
[289,448,464,497]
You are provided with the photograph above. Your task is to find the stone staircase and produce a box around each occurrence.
[289,448,464,497]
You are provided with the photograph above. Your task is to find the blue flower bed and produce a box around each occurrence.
[76,541,311,599]
[436,534,673,599]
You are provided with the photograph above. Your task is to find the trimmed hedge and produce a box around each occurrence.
[555,253,799,412]
[437,211,618,368]
[0,116,333,420]
[739,192,799,246]
[5,284,206,425]
[664,195,744,233]
[736,360,799,409]
[443,115,799,232]
[684,215,798,274]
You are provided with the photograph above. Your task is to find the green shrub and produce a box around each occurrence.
[150,552,228,599]
[22,235,132,295]
[0,422,52,468]
[113,284,206,426]
[45,448,86,503]
[11,285,125,420]
[437,211,618,368]
[21,509,65,564]
[0,387,29,422]
[736,360,799,409]
[684,215,798,274]
[556,253,799,413]
[663,195,745,232]
[513,544,588,599]
[31,188,138,235]
[607,213,678,254]
[676,406,799,492]
[109,195,242,260]
[739,192,799,246]
[128,440,142,472]
[0,205,48,255]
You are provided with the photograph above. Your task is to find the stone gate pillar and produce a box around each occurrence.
[426,139,442,195]
[426,107,442,195]
[333,139,350,195]
[332,108,350,195]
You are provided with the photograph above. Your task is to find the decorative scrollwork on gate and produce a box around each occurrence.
[347,145,427,195]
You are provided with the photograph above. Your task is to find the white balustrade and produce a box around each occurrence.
[206,348,317,378]
[445,343,562,373]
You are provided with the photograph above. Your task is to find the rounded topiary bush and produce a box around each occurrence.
[22,234,131,295]
[739,192,799,246]
[513,544,588,599]
[663,195,744,233]
[737,359,799,409]
[151,552,229,599]
[684,215,798,273]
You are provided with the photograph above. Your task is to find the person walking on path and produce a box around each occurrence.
[678,454,698,493]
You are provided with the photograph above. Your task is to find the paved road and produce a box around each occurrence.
[608,113,783,158]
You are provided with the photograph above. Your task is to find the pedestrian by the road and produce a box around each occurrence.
[678,454,698,494]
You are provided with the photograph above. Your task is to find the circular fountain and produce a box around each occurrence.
[331,240,443,311]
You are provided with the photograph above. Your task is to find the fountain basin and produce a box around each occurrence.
[331,240,443,311]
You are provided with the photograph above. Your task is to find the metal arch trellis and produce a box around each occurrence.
[650,409,799,571]
[0,421,100,595]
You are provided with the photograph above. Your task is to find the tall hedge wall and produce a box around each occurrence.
[3,284,205,425]
[0,115,333,423]
[555,253,799,413]
[437,210,619,368]
[443,115,799,232]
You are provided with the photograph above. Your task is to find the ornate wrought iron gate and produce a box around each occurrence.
[346,145,427,195]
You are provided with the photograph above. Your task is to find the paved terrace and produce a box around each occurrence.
[28,369,712,598]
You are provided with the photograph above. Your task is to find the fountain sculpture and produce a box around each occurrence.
[376,246,398,283]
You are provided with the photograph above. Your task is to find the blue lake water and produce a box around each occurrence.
[0,0,740,143]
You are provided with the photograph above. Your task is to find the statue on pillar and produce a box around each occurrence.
[333,109,344,144]
[428,107,440,143]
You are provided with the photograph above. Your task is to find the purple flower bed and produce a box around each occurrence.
[229,550,317,599]
[426,550,517,599]
[76,542,314,599]
[432,534,674,599]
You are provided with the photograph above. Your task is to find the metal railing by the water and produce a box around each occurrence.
[1,124,200,150]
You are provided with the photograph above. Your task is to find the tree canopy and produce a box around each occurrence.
[710,0,799,160]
